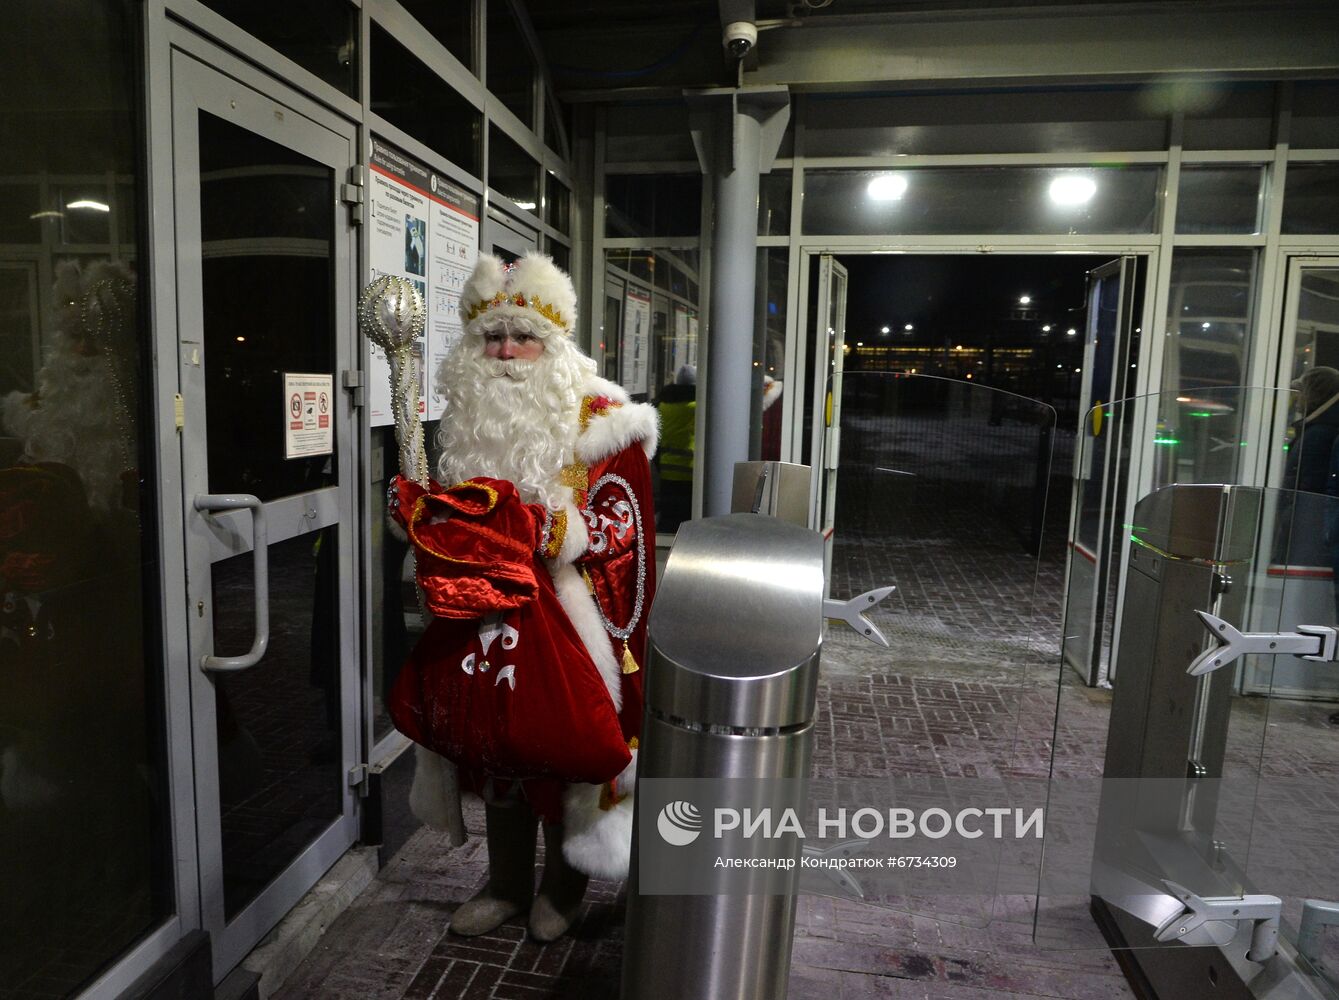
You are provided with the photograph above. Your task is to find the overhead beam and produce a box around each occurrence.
[747,4,1339,91]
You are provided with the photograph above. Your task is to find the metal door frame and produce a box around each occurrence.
[1062,256,1141,687]
[807,254,848,589]
[167,38,362,981]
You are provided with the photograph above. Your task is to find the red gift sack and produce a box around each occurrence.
[388,477,631,784]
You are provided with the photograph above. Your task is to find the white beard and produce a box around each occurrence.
[435,333,596,510]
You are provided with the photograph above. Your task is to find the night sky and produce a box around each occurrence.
[837,253,1108,345]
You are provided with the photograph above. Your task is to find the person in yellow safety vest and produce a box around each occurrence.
[656,364,696,532]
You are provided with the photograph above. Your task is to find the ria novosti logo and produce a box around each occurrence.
[656,800,703,846]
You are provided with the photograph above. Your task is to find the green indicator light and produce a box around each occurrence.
[1188,411,1213,417]
[1153,437,1180,445]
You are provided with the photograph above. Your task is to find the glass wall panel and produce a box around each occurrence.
[488,125,539,212]
[1,2,171,994]
[198,0,358,98]
[755,248,788,461]
[545,237,570,273]
[604,174,702,238]
[605,104,696,164]
[1281,164,1339,235]
[801,89,1168,156]
[605,250,702,531]
[758,170,790,236]
[486,0,536,128]
[370,22,482,177]
[545,172,571,234]
[802,166,1159,236]
[1175,165,1264,235]
[1160,249,1258,394]
[200,112,337,503]
[395,0,476,74]
[1180,82,1275,150]
[1292,82,1339,149]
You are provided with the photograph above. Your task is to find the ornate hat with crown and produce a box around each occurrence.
[459,252,577,339]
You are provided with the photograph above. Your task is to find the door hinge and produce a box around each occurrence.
[347,763,370,797]
[342,368,365,408]
[341,165,364,225]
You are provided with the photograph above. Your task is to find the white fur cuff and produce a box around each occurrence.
[562,782,634,881]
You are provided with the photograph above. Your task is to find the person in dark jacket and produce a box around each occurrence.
[1277,368,1339,600]
[1287,366,1339,493]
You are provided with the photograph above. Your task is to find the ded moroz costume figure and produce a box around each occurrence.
[388,252,657,941]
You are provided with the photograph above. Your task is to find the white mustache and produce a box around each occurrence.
[482,357,533,381]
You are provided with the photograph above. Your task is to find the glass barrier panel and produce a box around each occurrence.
[1036,385,1339,984]
[802,372,1056,930]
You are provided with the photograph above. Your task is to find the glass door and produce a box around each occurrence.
[811,254,848,585]
[1062,257,1139,685]
[1254,258,1339,698]
[170,51,360,979]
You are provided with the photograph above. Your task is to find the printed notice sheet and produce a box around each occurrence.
[367,139,479,426]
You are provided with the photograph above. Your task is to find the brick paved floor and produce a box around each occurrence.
[275,412,1339,999]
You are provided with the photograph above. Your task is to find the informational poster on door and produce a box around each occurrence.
[284,372,334,459]
[366,138,479,426]
[621,285,652,396]
[671,304,690,376]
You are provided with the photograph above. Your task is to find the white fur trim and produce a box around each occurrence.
[551,563,622,712]
[575,391,659,464]
[409,745,468,846]
[762,378,783,411]
[561,760,635,881]
[550,500,589,566]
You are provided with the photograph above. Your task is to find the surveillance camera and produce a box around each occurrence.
[723,21,757,59]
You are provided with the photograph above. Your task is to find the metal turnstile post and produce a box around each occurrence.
[622,513,824,1000]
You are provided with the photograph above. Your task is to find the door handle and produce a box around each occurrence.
[194,493,269,673]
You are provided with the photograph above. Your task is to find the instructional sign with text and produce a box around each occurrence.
[367,138,479,426]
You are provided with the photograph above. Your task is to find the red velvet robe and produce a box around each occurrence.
[390,388,657,821]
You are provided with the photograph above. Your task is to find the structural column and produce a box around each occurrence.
[687,86,789,516]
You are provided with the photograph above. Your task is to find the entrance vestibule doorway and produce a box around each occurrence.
[800,252,1150,685]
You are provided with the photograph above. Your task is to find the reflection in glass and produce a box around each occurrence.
[604,174,703,238]
[1160,249,1257,395]
[370,23,482,177]
[486,0,536,128]
[802,167,1159,236]
[198,0,358,98]
[488,125,539,212]
[212,531,342,918]
[199,111,337,502]
[0,3,170,994]
[1282,164,1339,236]
[758,171,791,236]
[396,0,475,73]
[1175,165,1263,235]
[545,172,571,234]
[755,248,788,461]
[1285,269,1339,384]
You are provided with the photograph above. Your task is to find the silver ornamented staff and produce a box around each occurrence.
[359,275,429,485]
[358,274,467,846]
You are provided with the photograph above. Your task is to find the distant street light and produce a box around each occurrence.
[1019,295,1031,305]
